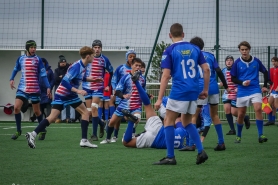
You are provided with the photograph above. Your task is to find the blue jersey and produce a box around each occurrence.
[55,60,86,100]
[82,54,113,91]
[161,41,206,101]
[202,51,219,95]
[10,55,47,94]
[115,73,146,110]
[230,56,267,97]
[151,124,188,149]
[111,64,131,90]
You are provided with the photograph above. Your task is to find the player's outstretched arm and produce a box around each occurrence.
[154,69,171,110]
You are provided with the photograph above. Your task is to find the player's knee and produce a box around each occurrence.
[91,103,99,111]
[133,113,141,123]
[87,107,92,112]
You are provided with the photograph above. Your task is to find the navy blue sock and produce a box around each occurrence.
[226,114,235,131]
[106,126,114,139]
[114,129,119,138]
[236,123,243,137]
[104,109,109,120]
[214,124,224,144]
[81,120,89,139]
[36,114,45,131]
[164,126,175,158]
[175,122,183,128]
[109,106,115,118]
[268,112,272,121]
[92,117,98,136]
[133,127,136,134]
[124,121,134,142]
[256,120,263,136]
[98,118,104,127]
[134,81,150,105]
[188,124,196,147]
[15,113,21,132]
[34,119,50,134]
[185,123,203,154]
[272,115,276,121]
[98,107,103,119]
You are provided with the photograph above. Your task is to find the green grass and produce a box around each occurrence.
[0,122,278,185]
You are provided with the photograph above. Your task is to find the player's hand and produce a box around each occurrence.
[225,87,231,93]
[47,88,52,99]
[104,86,109,92]
[242,80,250,86]
[123,94,131,99]
[261,87,268,93]
[198,91,208,100]
[154,99,162,111]
[59,75,63,78]
[77,89,88,96]
[10,80,16,90]
[148,94,154,99]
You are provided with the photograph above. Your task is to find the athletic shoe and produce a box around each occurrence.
[179,145,196,151]
[100,139,111,144]
[25,132,36,149]
[196,150,208,165]
[90,135,98,141]
[263,121,275,126]
[131,70,141,82]
[153,157,177,165]
[258,135,268,143]
[111,136,118,143]
[214,143,226,151]
[80,139,98,148]
[99,122,105,138]
[121,109,138,123]
[226,130,236,135]
[244,115,251,129]
[55,119,61,123]
[38,130,47,140]
[234,137,241,143]
[11,131,21,140]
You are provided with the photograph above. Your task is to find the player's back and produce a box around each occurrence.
[161,41,206,101]
[202,51,219,95]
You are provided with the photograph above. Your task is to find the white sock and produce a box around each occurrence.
[32,131,37,137]
[82,139,87,142]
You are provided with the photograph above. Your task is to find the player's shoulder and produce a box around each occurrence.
[222,67,227,72]
[202,51,214,57]
[234,57,242,64]
[100,54,110,61]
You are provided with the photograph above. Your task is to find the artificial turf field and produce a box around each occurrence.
[0,122,277,185]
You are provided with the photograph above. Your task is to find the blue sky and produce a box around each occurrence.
[0,0,277,49]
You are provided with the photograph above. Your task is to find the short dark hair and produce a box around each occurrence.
[238,41,251,50]
[190,36,204,50]
[131,57,143,65]
[272,56,278,62]
[79,46,95,59]
[141,61,146,68]
[170,23,183,37]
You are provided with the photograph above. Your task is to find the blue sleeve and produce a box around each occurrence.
[111,66,121,90]
[115,75,126,92]
[197,51,206,66]
[257,58,267,73]
[41,76,50,88]
[161,48,172,69]
[104,56,114,72]
[10,57,21,80]
[82,75,87,82]
[61,65,80,91]
[38,57,47,77]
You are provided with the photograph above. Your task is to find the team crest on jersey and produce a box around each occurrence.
[162,55,167,60]
[178,49,193,58]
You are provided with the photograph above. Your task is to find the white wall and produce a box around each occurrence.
[0,49,127,121]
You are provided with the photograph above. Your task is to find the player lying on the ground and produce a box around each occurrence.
[121,71,189,149]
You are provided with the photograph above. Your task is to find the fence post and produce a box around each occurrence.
[268,46,270,70]
[145,0,170,78]
[41,0,44,49]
